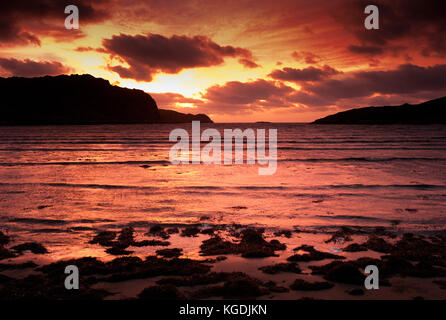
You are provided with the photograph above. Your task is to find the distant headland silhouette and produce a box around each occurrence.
[0,74,213,125]
[313,96,446,124]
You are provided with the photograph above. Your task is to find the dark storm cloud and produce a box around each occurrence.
[269,65,341,83]
[0,58,71,77]
[0,0,110,46]
[348,45,384,56]
[293,64,446,107]
[0,19,41,46]
[338,0,446,57]
[102,33,255,81]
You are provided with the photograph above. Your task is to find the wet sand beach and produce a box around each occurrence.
[1,224,446,300]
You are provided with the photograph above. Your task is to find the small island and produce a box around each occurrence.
[313,96,446,125]
[0,74,213,125]
[158,109,212,124]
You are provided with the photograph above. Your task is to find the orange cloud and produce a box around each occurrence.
[102,33,255,81]
[0,58,71,77]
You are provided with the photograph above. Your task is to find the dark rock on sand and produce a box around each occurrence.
[89,230,117,247]
[166,227,180,234]
[347,288,365,296]
[156,248,182,258]
[287,245,345,262]
[373,227,397,238]
[105,256,144,273]
[132,240,170,247]
[11,242,48,254]
[103,227,135,255]
[157,272,244,287]
[311,260,366,285]
[391,233,446,264]
[200,236,237,256]
[379,255,414,277]
[192,273,268,299]
[339,231,446,279]
[105,247,133,256]
[147,225,170,239]
[350,253,445,280]
[138,284,186,300]
[363,236,393,253]
[259,262,302,275]
[149,225,163,234]
[350,232,446,279]
[323,262,364,285]
[350,257,381,269]
[0,273,111,299]
[38,255,211,285]
[343,243,368,252]
[200,228,216,235]
[200,228,286,258]
[0,262,37,271]
[241,247,278,258]
[181,226,201,237]
[263,281,290,293]
[405,261,446,278]
[290,279,334,291]
[325,227,354,244]
[239,228,286,258]
[0,246,16,260]
[310,261,344,275]
[102,257,211,283]
[3,257,112,299]
[38,257,107,276]
[90,226,171,253]
[273,230,293,238]
[200,256,228,263]
[116,226,134,247]
[0,231,10,246]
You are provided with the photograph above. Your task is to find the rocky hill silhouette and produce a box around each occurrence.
[313,96,446,124]
[0,74,212,125]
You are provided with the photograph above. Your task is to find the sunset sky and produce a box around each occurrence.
[1,0,446,122]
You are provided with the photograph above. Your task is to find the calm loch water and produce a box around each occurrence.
[0,123,445,258]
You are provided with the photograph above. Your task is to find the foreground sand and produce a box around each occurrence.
[1,224,446,300]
